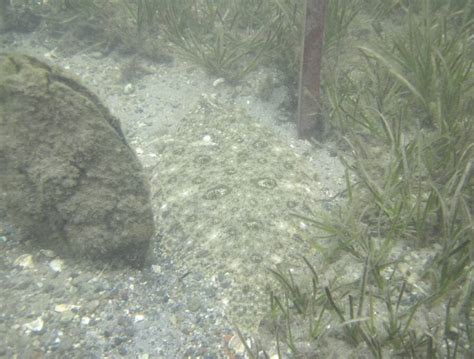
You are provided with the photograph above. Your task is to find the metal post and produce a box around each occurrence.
[297,0,326,140]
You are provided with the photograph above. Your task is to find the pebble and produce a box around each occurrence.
[151,264,162,274]
[124,83,135,94]
[49,258,64,272]
[59,311,75,323]
[134,313,145,323]
[23,317,44,333]
[212,78,225,87]
[54,304,80,313]
[14,254,34,269]
[84,299,100,313]
[39,249,57,258]
[187,298,202,312]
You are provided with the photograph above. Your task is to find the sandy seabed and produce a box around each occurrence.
[0,30,347,358]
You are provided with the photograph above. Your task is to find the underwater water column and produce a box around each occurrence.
[297,0,326,140]
[0,0,9,32]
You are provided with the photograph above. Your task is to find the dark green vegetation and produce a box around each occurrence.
[254,0,473,357]
[4,0,342,82]
[3,0,472,357]
[2,0,354,81]
[1,0,297,80]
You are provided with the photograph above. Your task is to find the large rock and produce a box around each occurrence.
[0,53,154,267]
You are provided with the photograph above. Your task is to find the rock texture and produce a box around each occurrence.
[0,53,154,267]
[149,99,332,330]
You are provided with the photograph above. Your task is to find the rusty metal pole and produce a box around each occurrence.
[297,0,326,140]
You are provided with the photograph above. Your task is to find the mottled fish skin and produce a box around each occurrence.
[149,101,329,330]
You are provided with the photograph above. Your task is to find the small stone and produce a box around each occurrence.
[201,134,216,146]
[213,78,225,87]
[49,258,64,273]
[54,304,80,313]
[124,83,135,94]
[84,299,100,313]
[14,254,34,269]
[134,313,145,323]
[151,264,162,274]
[299,221,308,230]
[187,298,201,312]
[59,311,75,323]
[23,317,44,333]
[270,254,282,265]
[398,262,410,275]
[39,249,57,258]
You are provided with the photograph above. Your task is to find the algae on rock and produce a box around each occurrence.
[0,53,154,267]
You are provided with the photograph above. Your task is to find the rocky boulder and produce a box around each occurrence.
[0,53,154,267]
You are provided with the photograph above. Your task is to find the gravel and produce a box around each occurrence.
[0,221,240,358]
